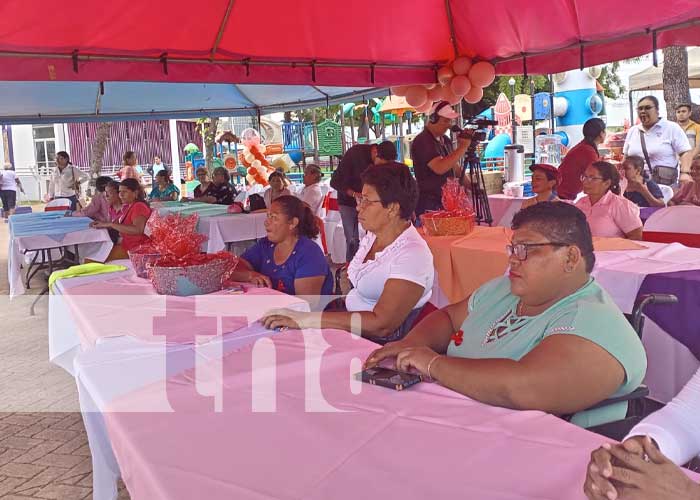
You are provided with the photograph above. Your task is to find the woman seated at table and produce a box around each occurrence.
[70,175,113,221]
[621,156,665,208]
[263,171,292,208]
[195,167,236,205]
[105,180,124,222]
[229,195,333,296]
[261,164,435,344]
[192,167,211,198]
[91,178,152,260]
[669,157,700,206]
[576,161,643,240]
[521,163,561,209]
[364,202,646,427]
[148,170,180,202]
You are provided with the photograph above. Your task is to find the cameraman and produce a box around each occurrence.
[411,101,472,217]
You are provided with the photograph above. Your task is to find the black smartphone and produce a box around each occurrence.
[355,367,422,391]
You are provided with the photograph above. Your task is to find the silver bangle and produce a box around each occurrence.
[426,354,442,380]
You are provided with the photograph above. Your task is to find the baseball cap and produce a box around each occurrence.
[529,163,561,185]
[430,101,460,120]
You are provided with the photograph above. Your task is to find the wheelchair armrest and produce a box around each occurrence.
[586,385,649,411]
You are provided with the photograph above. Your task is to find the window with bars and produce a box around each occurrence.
[33,125,56,174]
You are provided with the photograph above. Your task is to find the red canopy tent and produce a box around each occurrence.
[1,0,699,86]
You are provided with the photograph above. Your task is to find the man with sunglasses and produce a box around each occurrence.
[366,202,646,428]
[623,95,692,186]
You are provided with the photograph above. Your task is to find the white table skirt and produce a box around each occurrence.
[9,228,113,298]
[487,194,528,227]
[197,213,268,253]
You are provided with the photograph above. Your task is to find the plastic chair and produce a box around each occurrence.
[658,184,674,205]
[45,198,71,212]
[580,293,678,439]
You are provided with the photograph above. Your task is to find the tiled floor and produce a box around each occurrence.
[0,219,129,498]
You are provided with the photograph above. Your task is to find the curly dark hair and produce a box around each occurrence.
[512,201,595,273]
[377,141,398,161]
[360,163,418,220]
[272,195,319,239]
[590,161,621,196]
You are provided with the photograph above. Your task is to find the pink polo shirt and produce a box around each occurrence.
[575,190,642,238]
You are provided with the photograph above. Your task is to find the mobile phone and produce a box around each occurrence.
[355,367,422,391]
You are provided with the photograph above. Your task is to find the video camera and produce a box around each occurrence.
[451,117,498,142]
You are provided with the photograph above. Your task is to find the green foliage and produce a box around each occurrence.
[598,62,625,99]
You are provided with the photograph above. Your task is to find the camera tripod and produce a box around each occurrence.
[460,145,493,226]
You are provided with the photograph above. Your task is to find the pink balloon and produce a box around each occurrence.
[404,85,428,108]
[450,75,472,97]
[415,101,433,114]
[452,56,473,76]
[437,66,455,85]
[468,61,496,88]
[442,86,462,106]
[464,85,484,104]
[390,85,409,96]
[427,85,447,103]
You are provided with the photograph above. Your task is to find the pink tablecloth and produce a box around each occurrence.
[487,194,527,227]
[100,329,633,500]
[61,275,309,348]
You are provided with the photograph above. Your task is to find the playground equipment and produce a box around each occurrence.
[282,121,316,166]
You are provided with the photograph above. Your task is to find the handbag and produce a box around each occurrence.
[639,131,678,186]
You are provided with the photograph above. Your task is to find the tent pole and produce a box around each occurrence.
[169,119,183,192]
[628,91,634,126]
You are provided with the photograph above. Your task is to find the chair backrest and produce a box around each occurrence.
[323,190,341,222]
[315,216,328,255]
[45,198,71,212]
[658,184,674,204]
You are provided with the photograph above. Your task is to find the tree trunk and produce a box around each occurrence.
[88,122,111,195]
[662,47,698,122]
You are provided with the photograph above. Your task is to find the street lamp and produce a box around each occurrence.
[508,77,516,143]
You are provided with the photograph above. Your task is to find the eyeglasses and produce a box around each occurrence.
[506,242,569,261]
[637,105,655,112]
[357,196,382,208]
[580,174,604,182]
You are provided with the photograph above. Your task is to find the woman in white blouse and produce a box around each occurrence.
[298,164,325,217]
[584,368,700,500]
[262,163,434,343]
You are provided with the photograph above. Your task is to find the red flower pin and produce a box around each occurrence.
[451,329,464,346]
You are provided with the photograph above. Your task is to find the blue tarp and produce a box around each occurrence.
[0,82,388,124]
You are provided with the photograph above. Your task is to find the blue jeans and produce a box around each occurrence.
[339,204,359,263]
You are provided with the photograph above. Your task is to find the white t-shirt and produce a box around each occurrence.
[298,183,324,217]
[345,224,434,312]
[623,119,691,172]
[0,170,18,191]
[627,367,700,465]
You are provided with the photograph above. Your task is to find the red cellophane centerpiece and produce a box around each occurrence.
[140,212,239,295]
[420,178,475,236]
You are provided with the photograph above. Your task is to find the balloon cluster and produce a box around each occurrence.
[391,57,496,113]
[238,128,274,187]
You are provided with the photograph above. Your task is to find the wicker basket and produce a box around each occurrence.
[128,250,162,279]
[420,213,475,236]
[149,258,230,296]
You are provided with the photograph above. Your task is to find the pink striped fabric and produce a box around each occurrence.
[67,120,203,173]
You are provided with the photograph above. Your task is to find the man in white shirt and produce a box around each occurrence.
[48,151,89,210]
[584,368,700,500]
[298,164,325,217]
[623,95,692,185]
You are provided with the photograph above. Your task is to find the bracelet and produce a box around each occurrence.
[426,354,443,380]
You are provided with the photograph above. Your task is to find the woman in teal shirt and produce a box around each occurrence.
[365,202,647,427]
[148,170,180,202]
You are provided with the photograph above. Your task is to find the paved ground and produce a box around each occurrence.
[0,218,130,498]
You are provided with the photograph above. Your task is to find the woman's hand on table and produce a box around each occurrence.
[364,339,421,370]
[261,309,313,331]
[584,436,700,500]
[246,271,272,288]
[90,221,113,229]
